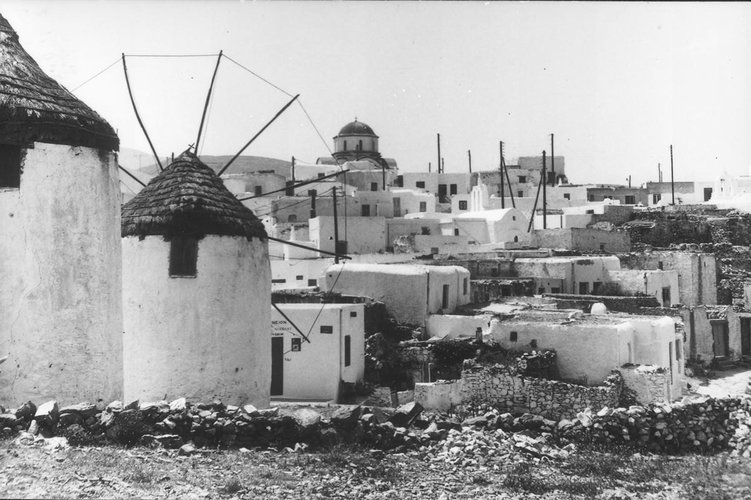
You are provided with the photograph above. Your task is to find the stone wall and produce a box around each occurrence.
[542,293,660,313]
[460,362,622,419]
[619,365,669,405]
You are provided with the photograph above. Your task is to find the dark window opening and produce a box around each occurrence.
[272,278,287,284]
[600,243,606,251]
[343,140,347,150]
[416,181,425,189]
[564,193,570,200]
[320,325,334,334]
[344,335,351,366]
[518,176,526,184]
[361,205,371,216]
[625,195,636,205]
[517,190,523,198]
[454,228,459,236]
[463,277,468,295]
[442,284,450,309]
[371,182,378,191]
[350,311,357,317]
[450,184,457,195]
[419,201,427,212]
[307,279,317,287]
[169,236,198,277]
[296,275,304,280]
[317,173,325,179]
[0,144,22,188]
[662,286,671,306]
[579,282,590,294]
[653,193,662,204]
[538,287,545,294]
[510,331,518,342]
[395,175,403,187]
[658,261,664,270]
[530,339,538,349]
[358,140,363,151]
[458,200,468,210]
[593,281,603,294]
[254,185,263,195]
[551,287,561,293]
[287,214,298,223]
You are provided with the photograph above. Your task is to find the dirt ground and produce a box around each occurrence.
[686,367,751,399]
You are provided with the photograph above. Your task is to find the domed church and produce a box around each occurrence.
[317,119,396,170]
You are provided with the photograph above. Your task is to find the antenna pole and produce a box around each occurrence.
[218,94,299,176]
[468,149,472,173]
[550,133,555,186]
[500,141,505,209]
[194,50,223,154]
[437,133,442,174]
[503,153,516,208]
[670,145,675,205]
[542,151,547,229]
[121,54,163,172]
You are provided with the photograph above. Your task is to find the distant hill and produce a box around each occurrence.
[137,155,292,177]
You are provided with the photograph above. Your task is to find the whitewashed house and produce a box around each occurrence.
[271,303,365,401]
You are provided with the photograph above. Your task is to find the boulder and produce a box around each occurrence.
[59,402,99,419]
[390,402,423,428]
[14,401,36,421]
[292,408,322,431]
[331,406,361,430]
[34,401,59,427]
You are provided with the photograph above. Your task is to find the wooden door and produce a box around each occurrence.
[271,337,284,396]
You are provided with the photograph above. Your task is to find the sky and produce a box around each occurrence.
[3,1,751,185]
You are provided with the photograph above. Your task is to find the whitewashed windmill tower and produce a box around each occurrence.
[0,13,123,404]
[121,151,271,407]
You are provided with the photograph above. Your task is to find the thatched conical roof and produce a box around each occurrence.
[0,13,118,150]
[121,151,266,240]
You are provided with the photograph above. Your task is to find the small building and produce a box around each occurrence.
[271,303,365,401]
[512,255,621,295]
[323,263,471,326]
[530,227,631,253]
[0,14,122,404]
[608,269,680,307]
[121,152,271,407]
[428,309,683,401]
[681,306,751,363]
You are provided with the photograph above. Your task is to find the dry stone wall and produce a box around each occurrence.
[460,362,622,419]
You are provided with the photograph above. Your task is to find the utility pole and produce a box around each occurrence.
[670,145,675,205]
[550,133,555,186]
[499,141,505,209]
[658,162,662,183]
[437,133,442,174]
[627,175,631,188]
[332,186,339,264]
[468,149,472,173]
[542,151,547,229]
[428,162,431,173]
[382,162,386,190]
[291,156,295,195]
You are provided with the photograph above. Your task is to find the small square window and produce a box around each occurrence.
[254,185,263,195]
[419,202,427,212]
[320,325,333,334]
[458,200,468,210]
[0,144,22,188]
[361,205,371,216]
[296,275,304,280]
[416,181,425,189]
[350,311,357,317]
[518,176,526,183]
[291,338,301,352]
[371,182,378,191]
[318,173,325,179]
[564,193,570,200]
[517,190,523,198]
[510,331,518,342]
[169,236,198,278]
[307,279,317,287]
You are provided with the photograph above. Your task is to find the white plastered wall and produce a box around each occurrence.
[0,143,122,405]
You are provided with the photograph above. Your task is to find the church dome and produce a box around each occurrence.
[337,119,377,137]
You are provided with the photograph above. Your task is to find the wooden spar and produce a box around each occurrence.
[437,133,441,174]
[217,94,300,176]
[503,154,516,208]
[194,50,223,154]
[121,54,163,172]
[670,145,675,205]
[527,168,544,232]
[332,186,340,264]
[550,133,555,186]
[266,236,350,260]
[272,303,311,343]
[468,149,472,173]
[118,165,147,188]
[237,168,349,201]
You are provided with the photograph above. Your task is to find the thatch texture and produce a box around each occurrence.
[0,13,118,150]
[121,151,267,240]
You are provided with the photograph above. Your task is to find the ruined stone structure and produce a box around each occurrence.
[121,152,271,407]
[0,14,122,405]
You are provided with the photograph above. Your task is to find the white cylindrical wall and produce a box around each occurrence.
[0,142,123,405]
[122,235,271,407]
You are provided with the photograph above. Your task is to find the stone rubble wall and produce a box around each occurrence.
[619,365,670,405]
[459,362,622,419]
